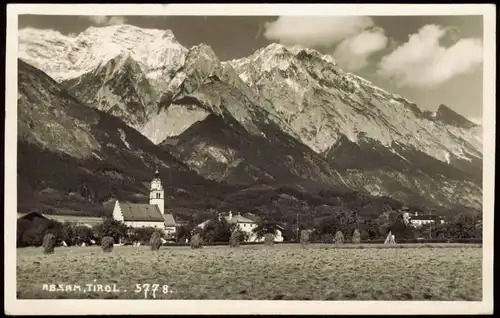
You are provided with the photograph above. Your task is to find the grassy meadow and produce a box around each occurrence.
[16,244,482,300]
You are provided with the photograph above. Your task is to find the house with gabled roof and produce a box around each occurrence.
[18,211,103,228]
[112,169,177,234]
[195,211,284,242]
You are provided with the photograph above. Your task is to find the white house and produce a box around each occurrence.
[409,212,445,228]
[112,169,177,232]
[195,211,284,242]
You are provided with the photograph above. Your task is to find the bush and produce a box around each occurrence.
[92,219,128,244]
[264,233,275,246]
[335,231,345,244]
[42,233,56,254]
[149,231,162,251]
[300,230,310,247]
[229,230,242,248]
[190,233,203,249]
[352,229,361,244]
[101,236,114,253]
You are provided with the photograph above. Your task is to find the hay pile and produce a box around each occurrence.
[335,231,345,244]
[264,233,275,246]
[42,233,56,254]
[190,234,203,249]
[149,232,162,251]
[300,230,310,247]
[101,236,114,253]
[230,231,242,248]
[352,229,361,244]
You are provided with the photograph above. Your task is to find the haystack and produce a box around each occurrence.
[384,231,396,244]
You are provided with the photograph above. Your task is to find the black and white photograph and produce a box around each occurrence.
[4,3,495,315]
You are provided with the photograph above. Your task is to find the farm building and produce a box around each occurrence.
[409,212,445,228]
[195,211,284,242]
[112,169,177,233]
[17,212,103,227]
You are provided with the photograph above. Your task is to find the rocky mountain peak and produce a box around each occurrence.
[18,26,483,212]
[19,24,187,84]
[435,104,478,129]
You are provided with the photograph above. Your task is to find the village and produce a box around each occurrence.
[17,169,466,248]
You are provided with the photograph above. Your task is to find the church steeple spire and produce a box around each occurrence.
[150,167,165,214]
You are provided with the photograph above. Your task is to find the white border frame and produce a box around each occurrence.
[5,4,495,315]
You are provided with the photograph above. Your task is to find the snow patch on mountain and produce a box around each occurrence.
[444,151,450,164]
[19,25,188,87]
[118,128,132,150]
[92,151,103,161]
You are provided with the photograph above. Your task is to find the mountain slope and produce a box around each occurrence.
[17,58,230,215]
[227,44,482,168]
[61,53,158,129]
[17,59,437,225]
[159,77,350,191]
[18,26,483,211]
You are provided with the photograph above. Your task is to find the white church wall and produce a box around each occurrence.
[113,201,124,222]
[124,221,165,228]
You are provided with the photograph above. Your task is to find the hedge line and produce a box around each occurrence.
[154,238,482,247]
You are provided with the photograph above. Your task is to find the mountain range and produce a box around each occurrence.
[17,24,482,221]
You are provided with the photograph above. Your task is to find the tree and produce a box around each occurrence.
[128,227,157,244]
[252,219,280,240]
[176,225,192,243]
[362,218,380,240]
[389,213,415,240]
[450,213,479,239]
[280,222,298,242]
[73,225,95,245]
[60,222,76,246]
[92,218,128,243]
[201,216,232,243]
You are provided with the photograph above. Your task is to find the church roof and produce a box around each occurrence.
[119,203,164,222]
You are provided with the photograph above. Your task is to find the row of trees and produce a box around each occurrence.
[16,217,171,248]
[17,214,288,248]
[17,208,482,248]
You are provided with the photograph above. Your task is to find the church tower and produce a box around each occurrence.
[149,169,165,214]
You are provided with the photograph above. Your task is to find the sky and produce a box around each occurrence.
[18,15,484,123]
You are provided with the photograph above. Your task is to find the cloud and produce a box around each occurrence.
[377,24,483,88]
[333,28,388,71]
[263,16,374,48]
[86,16,128,26]
[255,24,263,39]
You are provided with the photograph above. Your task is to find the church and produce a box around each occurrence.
[112,169,177,235]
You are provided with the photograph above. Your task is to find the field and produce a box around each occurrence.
[16,244,482,300]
